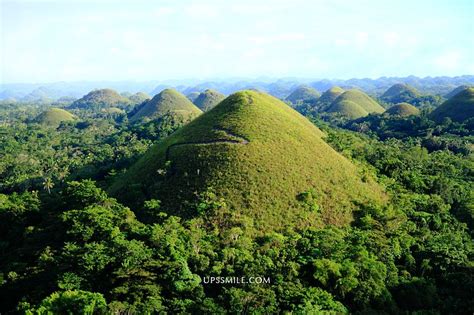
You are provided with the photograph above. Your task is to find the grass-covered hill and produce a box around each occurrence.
[129,89,202,123]
[68,89,131,110]
[129,92,151,104]
[385,103,420,117]
[111,90,385,231]
[193,89,226,111]
[319,86,345,105]
[325,89,385,119]
[285,85,320,105]
[430,87,474,123]
[186,91,201,103]
[33,107,75,126]
[381,83,421,104]
[445,85,473,99]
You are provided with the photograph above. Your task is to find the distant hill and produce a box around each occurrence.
[381,84,420,104]
[110,90,385,231]
[193,89,226,111]
[129,92,151,104]
[385,103,420,117]
[325,89,385,119]
[69,89,131,110]
[33,108,75,126]
[186,91,201,103]
[430,87,474,123]
[445,85,473,99]
[285,85,320,105]
[129,89,202,123]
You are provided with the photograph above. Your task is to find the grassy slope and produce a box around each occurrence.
[286,85,321,104]
[319,86,345,104]
[111,90,385,231]
[381,84,420,103]
[130,89,202,122]
[430,87,474,123]
[193,89,226,111]
[445,85,473,99]
[385,103,420,116]
[326,89,384,118]
[69,89,130,109]
[34,108,75,126]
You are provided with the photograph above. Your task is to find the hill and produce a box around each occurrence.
[445,85,473,99]
[326,89,385,119]
[110,90,385,231]
[129,89,202,123]
[33,108,75,126]
[430,87,474,123]
[285,85,320,104]
[193,89,226,111]
[385,103,420,117]
[129,92,151,104]
[319,86,345,104]
[381,84,420,104]
[186,91,201,103]
[69,89,131,110]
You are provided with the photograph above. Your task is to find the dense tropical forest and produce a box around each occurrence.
[0,79,473,314]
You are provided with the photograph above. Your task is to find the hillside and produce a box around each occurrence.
[33,108,75,126]
[129,92,151,104]
[129,88,202,123]
[319,86,344,104]
[430,87,474,123]
[385,103,420,117]
[111,90,385,231]
[69,89,131,110]
[381,83,420,103]
[326,89,385,119]
[285,85,320,104]
[186,91,201,103]
[445,85,472,99]
[193,89,226,111]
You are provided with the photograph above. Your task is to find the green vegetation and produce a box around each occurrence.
[430,87,474,123]
[33,108,75,127]
[129,88,202,123]
[385,103,420,117]
[285,85,320,105]
[128,92,151,104]
[0,85,473,314]
[445,85,472,99]
[186,91,201,103]
[318,86,344,106]
[381,83,421,104]
[193,89,226,111]
[111,90,385,230]
[68,89,132,111]
[325,89,385,119]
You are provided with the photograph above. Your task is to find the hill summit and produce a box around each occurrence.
[445,85,473,99]
[193,89,226,111]
[385,103,420,117]
[285,85,320,105]
[34,108,75,126]
[111,90,385,231]
[381,84,420,104]
[430,87,474,123]
[325,89,385,119]
[69,89,131,110]
[129,89,202,123]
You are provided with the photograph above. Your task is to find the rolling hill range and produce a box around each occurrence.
[68,89,131,110]
[385,103,420,117]
[325,89,385,119]
[285,85,320,104]
[381,84,420,104]
[129,89,202,123]
[33,108,75,126]
[111,90,385,231]
[430,87,474,123]
[193,89,226,111]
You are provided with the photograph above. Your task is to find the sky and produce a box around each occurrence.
[1,0,473,83]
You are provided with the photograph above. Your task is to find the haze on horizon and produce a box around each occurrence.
[1,0,473,84]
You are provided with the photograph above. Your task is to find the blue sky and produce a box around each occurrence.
[1,0,473,83]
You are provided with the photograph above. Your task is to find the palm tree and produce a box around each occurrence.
[43,177,54,194]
